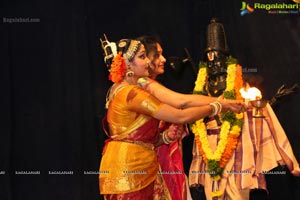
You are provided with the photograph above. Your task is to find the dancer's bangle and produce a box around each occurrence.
[209,101,222,117]
[162,131,174,144]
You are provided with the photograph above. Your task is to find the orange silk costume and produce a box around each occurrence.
[99,85,163,195]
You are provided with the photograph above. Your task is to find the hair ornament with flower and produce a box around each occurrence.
[109,52,127,83]
[100,34,126,83]
[100,37,142,83]
[99,35,127,83]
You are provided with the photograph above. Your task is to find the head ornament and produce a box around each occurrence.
[100,35,141,83]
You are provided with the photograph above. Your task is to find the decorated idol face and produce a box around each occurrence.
[206,50,227,80]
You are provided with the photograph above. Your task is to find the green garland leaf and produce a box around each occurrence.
[199,61,207,68]
[226,56,237,65]
[221,111,236,125]
[233,119,244,128]
[208,159,223,177]
[223,90,236,99]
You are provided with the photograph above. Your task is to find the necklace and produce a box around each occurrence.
[191,59,244,198]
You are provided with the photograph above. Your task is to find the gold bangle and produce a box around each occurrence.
[162,131,174,144]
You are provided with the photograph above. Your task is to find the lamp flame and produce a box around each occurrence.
[239,84,262,100]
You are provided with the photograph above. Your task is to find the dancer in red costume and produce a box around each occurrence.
[138,35,191,200]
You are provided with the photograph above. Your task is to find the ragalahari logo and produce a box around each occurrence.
[240,1,299,15]
[240,1,255,16]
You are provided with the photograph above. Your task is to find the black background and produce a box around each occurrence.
[1,0,299,199]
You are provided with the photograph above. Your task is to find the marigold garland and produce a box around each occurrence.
[191,57,244,197]
[109,52,127,83]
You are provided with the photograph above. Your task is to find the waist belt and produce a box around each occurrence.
[121,139,155,150]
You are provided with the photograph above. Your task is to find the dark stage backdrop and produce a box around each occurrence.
[1,0,299,199]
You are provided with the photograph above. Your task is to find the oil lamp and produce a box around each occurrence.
[240,86,268,118]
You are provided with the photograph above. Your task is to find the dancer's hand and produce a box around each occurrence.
[218,98,248,113]
[166,124,184,141]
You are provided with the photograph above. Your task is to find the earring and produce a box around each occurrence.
[126,71,134,77]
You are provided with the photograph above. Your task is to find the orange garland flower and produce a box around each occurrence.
[220,134,239,168]
[234,64,243,100]
[195,135,208,163]
[109,52,127,83]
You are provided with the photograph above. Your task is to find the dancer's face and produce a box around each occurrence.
[148,43,166,79]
